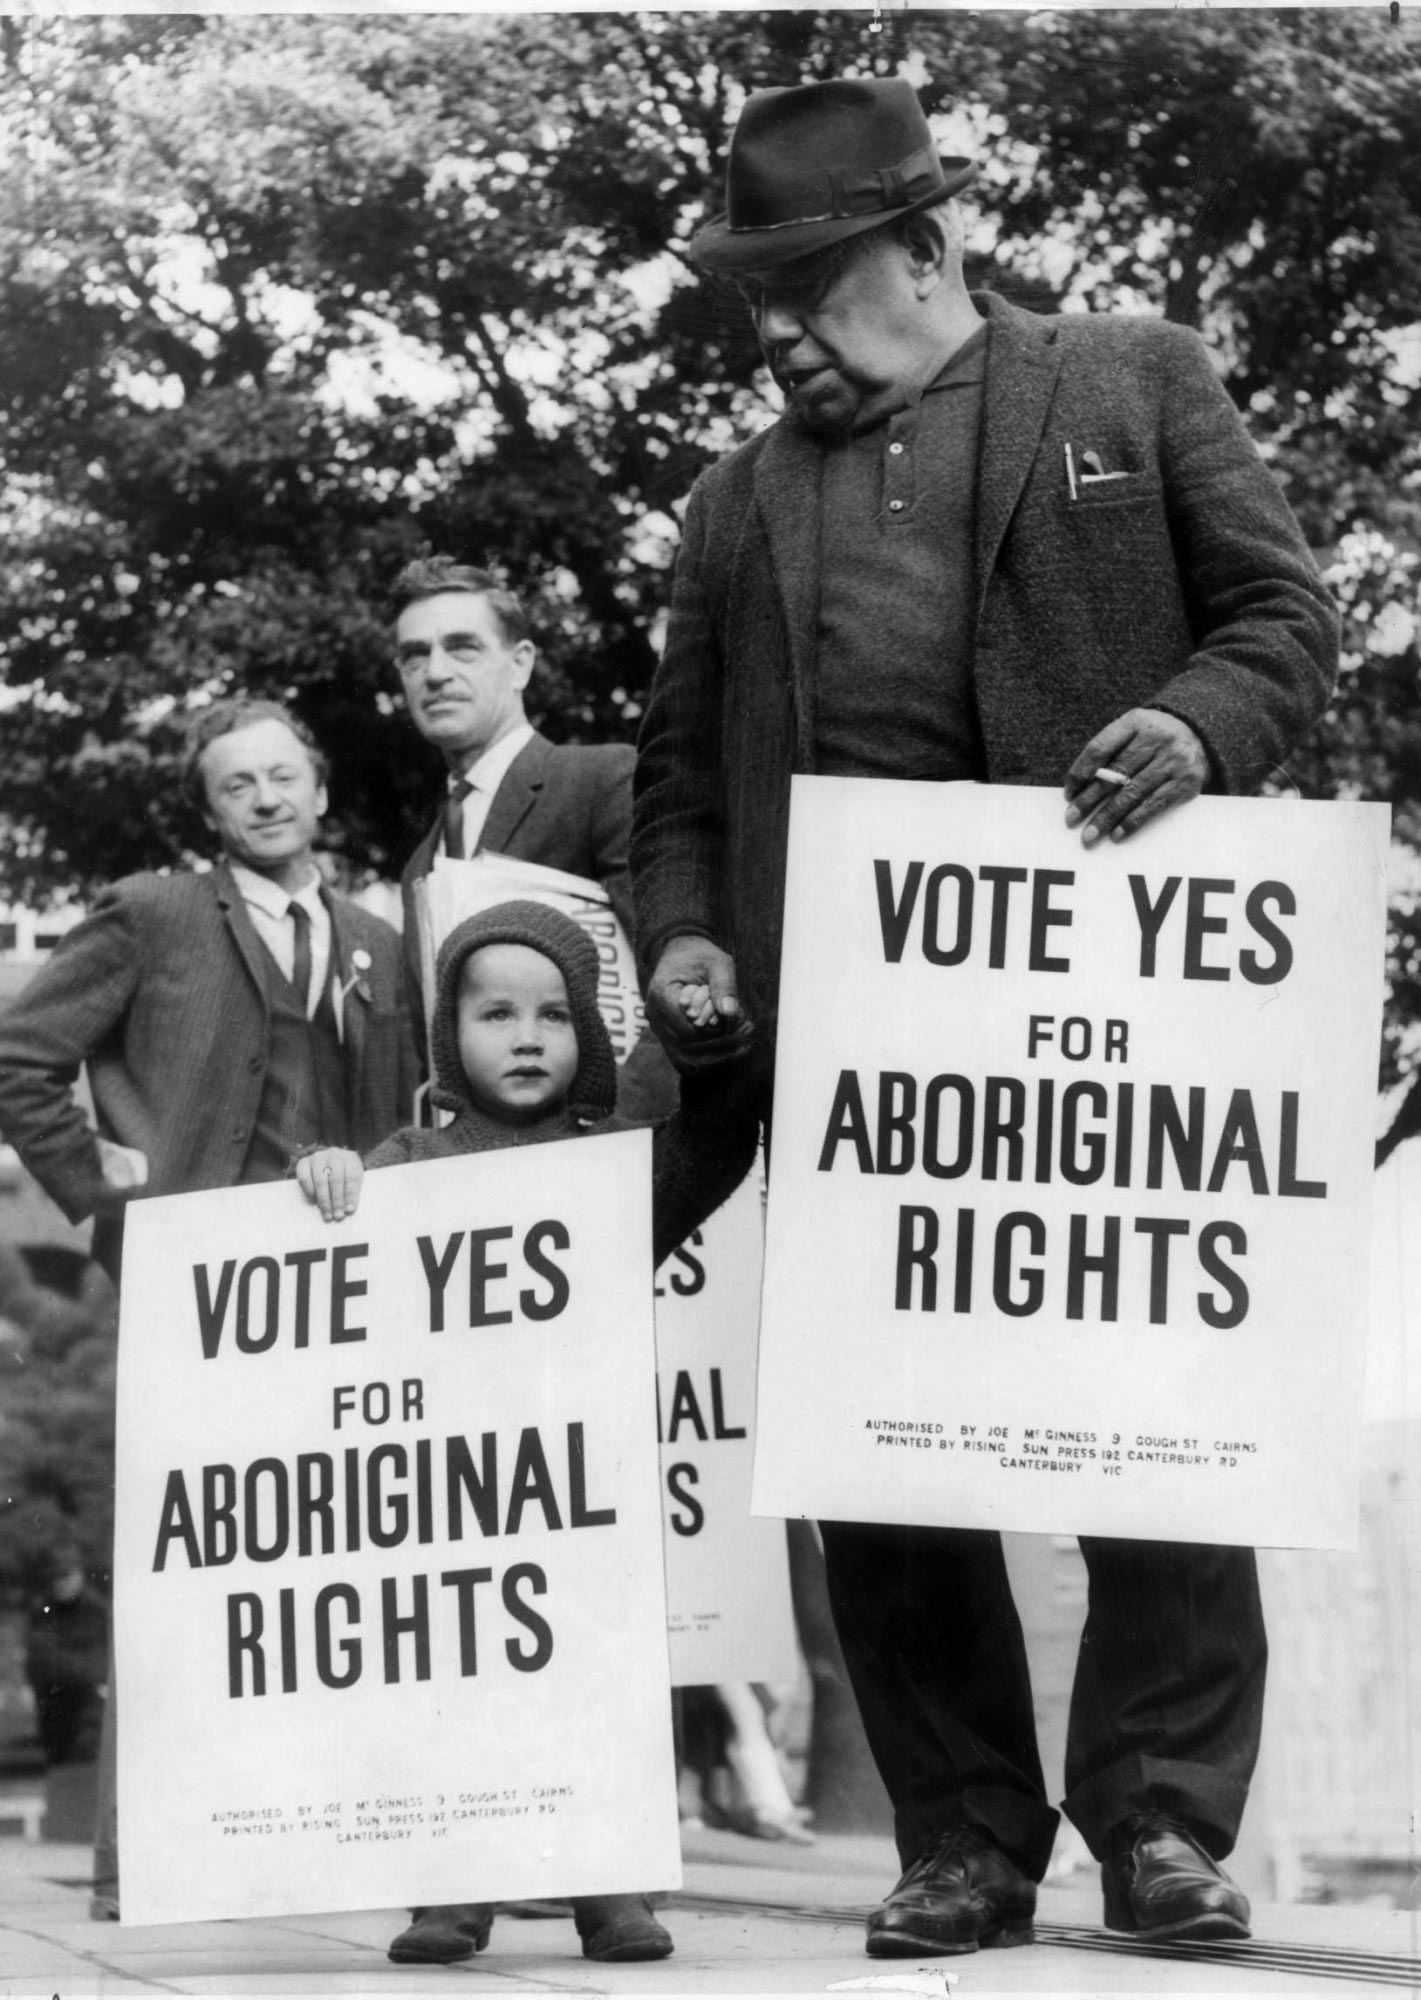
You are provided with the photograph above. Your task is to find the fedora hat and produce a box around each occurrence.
[689,77,977,276]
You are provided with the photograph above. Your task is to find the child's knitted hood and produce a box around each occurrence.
[429,899,618,1124]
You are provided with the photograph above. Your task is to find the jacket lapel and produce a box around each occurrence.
[751,422,825,768]
[327,894,369,1119]
[478,733,549,854]
[212,863,272,1011]
[974,293,1064,616]
[407,816,440,884]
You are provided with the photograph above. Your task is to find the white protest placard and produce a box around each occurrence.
[114,1132,680,1925]
[414,854,645,1063]
[656,1170,798,1686]
[753,779,1388,1551]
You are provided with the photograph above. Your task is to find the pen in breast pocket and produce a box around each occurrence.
[1064,441,1078,502]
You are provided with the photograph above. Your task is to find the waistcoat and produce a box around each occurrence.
[241,952,349,1182]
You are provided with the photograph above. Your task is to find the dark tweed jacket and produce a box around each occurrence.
[0,862,418,1227]
[632,292,1340,1047]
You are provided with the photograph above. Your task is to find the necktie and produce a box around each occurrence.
[443,778,473,861]
[289,900,313,1016]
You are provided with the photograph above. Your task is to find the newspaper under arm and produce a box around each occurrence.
[414,854,646,1066]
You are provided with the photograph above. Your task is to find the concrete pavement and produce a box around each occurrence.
[2,1824,1418,1999]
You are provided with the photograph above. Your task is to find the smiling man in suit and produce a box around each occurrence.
[632,78,1339,1961]
[394,555,672,1119]
[0,695,416,1916]
[0,698,415,1282]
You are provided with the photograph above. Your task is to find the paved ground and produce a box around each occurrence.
[2,1826,1418,2000]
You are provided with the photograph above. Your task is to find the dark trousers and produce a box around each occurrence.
[93,1639,117,1898]
[819,1521,1266,1882]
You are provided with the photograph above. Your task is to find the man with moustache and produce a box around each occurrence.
[394,557,672,1119]
[633,78,1338,1959]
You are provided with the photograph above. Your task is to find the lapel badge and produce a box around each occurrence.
[339,949,374,1005]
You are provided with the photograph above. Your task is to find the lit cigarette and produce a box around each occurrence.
[1094,766,1129,788]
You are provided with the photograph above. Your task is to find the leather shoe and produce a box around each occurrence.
[387,1902,494,1964]
[1102,1814,1251,1942]
[865,1825,1036,1957]
[572,1893,674,1961]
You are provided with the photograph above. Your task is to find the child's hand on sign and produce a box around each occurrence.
[296,1146,364,1223]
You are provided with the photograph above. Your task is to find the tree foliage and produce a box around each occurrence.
[0,1246,116,1597]
[2,8,1420,1059]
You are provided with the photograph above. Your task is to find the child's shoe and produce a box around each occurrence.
[572,1893,674,1961]
[387,1902,494,1963]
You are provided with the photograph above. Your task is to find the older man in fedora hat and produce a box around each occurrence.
[633,77,1337,1958]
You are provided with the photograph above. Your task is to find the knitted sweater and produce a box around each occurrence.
[365,1080,759,1269]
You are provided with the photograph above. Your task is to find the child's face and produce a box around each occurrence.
[456,943,579,1121]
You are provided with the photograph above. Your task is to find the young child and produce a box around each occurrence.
[297,898,759,1968]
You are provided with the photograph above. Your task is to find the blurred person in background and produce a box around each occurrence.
[25,1548,107,1769]
[679,1682,814,1842]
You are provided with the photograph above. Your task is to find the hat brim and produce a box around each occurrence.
[688,158,977,276]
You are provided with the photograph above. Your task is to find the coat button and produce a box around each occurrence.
[889,442,905,456]
[888,499,905,512]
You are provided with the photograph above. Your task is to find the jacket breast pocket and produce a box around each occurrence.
[1062,485,1167,565]
[1069,482,1153,514]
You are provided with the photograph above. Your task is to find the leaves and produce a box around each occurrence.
[2,10,1420,1067]
[0,1248,116,1596]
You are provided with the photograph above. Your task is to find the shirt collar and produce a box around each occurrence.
[925,321,988,390]
[453,720,535,796]
[847,321,990,435]
[229,859,323,920]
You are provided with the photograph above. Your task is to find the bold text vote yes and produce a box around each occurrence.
[874,861,1297,984]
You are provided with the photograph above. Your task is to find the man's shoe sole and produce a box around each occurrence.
[866,1918,1035,1957]
[1107,1909,1251,1944]
[387,1944,478,1964]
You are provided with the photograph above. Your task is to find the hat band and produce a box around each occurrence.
[728,143,942,233]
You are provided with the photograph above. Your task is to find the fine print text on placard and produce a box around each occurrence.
[208,1781,576,1850]
[864,1418,1259,1477]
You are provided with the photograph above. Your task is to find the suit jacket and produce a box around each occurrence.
[0,863,418,1230]
[399,729,636,1008]
[632,292,1340,1044]
[399,729,677,1122]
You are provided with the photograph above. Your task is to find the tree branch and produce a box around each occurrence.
[466,314,537,449]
